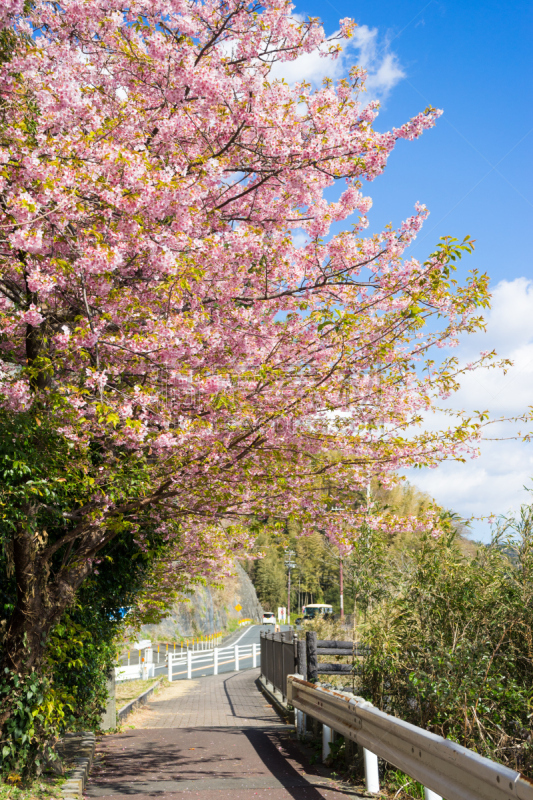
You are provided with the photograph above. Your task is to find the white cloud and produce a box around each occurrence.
[404,277,533,540]
[292,229,311,249]
[365,53,405,98]
[269,24,405,104]
[412,438,533,531]
[445,277,533,417]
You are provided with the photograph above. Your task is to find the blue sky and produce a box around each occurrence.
[286,0,533,539]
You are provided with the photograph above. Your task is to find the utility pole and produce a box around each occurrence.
[284,549,296,624]
[329,507,345,622]
[339,556,344,621]
[288,567,291,621]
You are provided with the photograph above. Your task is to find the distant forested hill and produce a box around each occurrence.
[244,481,475,615]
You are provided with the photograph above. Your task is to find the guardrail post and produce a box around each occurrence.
[322,725,334,762]
[363,748,380,794]
[214,647,219,675]
[424,789,442,800]
[253,642,258,668]
[235,645,240,671]
[296,709,306,738]
[168,653,173,682]
[187,649,192,680]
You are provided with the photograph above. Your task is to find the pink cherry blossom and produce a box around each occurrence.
[21,305,45,327]
[0,0,497,587]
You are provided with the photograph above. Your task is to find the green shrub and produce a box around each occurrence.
[0,667,63,780]
[360,520,533,774]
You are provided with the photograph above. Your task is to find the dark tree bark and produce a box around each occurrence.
[0,513,95,731]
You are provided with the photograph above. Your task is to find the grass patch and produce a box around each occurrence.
[116,677,162,707]
[0,776,64,800]
[223,619,240,635]
[384,769,425,799]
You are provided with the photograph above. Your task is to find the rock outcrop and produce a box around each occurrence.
[139,563,263,640]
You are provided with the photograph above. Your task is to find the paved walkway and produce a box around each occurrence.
[131,671,279,729]
[87,669,362,799]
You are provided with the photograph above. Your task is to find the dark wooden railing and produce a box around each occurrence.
[260,630,370,693]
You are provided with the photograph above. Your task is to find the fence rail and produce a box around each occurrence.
[260,631,369,689]
[259,630,298,699]
[287,675,533,800]
[116,633,239,681]
[168,642,260,680]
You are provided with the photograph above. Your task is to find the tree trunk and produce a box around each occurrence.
[0,516,86,732]
[3,521,47,669]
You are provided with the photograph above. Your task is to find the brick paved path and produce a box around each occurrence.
[87,668,363,799]
[132,669,280,729]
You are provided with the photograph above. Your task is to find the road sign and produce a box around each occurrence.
[234,604,242,611]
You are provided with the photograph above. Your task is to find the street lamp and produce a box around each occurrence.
[284,549,296,623]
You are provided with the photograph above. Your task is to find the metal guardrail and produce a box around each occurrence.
[287,675,533,800]
[168,643,259,680]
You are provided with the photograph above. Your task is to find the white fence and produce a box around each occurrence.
[168,643,260,681]
[287,675,533,800]
[115,662,156,681]
[116,644,156,682]
[115,632,260,682]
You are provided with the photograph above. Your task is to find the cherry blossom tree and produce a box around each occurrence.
[0,0,495,724]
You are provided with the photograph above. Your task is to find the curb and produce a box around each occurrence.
[118,679,162,722]
[257,674,295,724]
[59,731,96,800]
